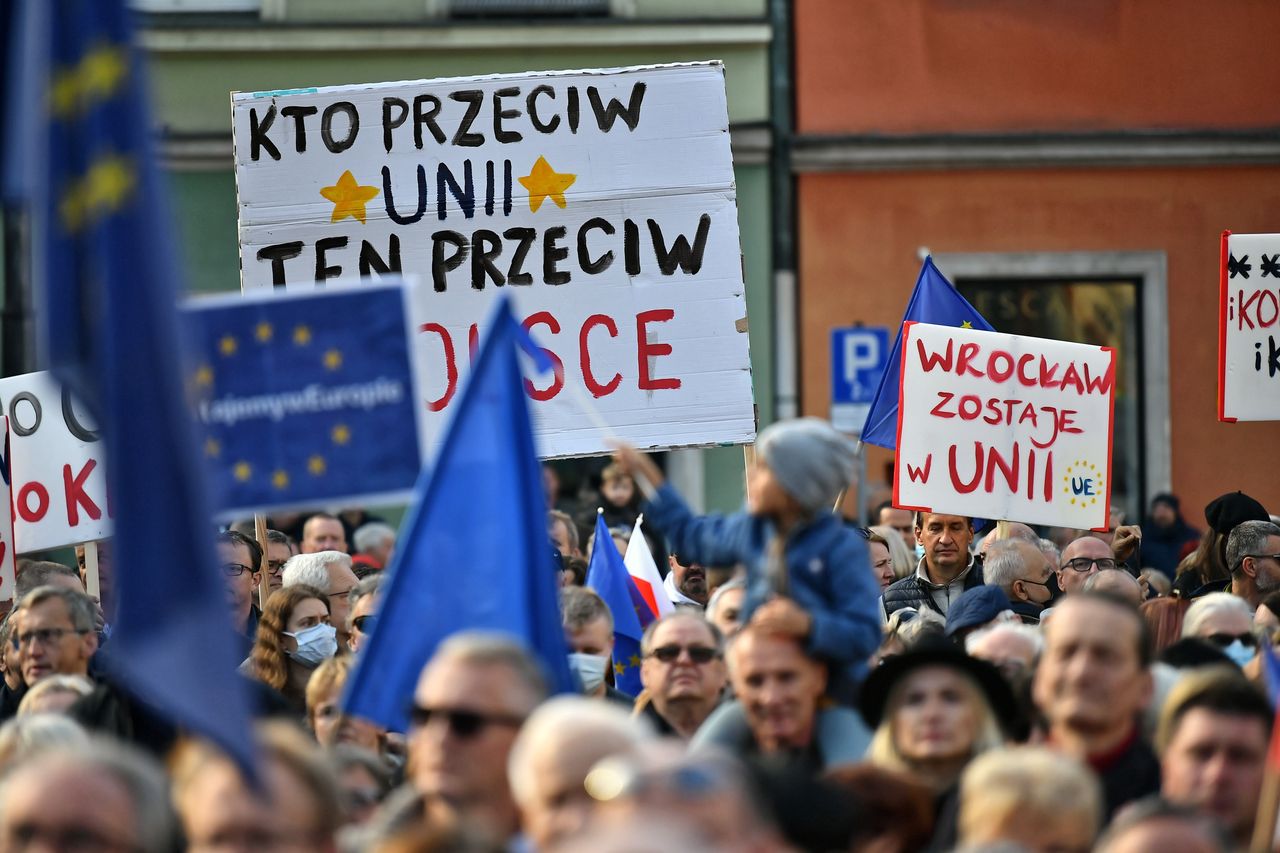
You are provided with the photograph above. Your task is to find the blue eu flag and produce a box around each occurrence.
[861,257,995,449]
[184,285,423,518]
[7,1,256,771]
[586,513,649,697]
[343,296,575,732]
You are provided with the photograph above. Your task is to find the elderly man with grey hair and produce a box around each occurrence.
[283,551,360,649]
[353,522,396,571]
[0,739,177,853]
[508,696,651,849]
[1181,592,1257,668]
[982,539,1054,624]
[1226,519,1280,610]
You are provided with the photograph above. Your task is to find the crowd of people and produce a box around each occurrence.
[0,418,1276,852]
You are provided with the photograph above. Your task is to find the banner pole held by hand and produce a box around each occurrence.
[254,515,271,607]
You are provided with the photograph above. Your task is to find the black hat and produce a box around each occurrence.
[858,638,1018,734]
[1151,492,1180,512]
[1204,491,1270,536]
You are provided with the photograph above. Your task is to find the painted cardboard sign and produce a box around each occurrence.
[0,373,110,553]
[231,62,755,458]
[893,322,1116,531]
[1220,231,1280,422]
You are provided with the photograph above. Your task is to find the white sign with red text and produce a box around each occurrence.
[1219,231,1280,421]
[893,322,1116,531]
[0,373,110,553]
[232,62,755,457]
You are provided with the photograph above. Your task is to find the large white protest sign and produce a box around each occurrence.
[0,373,110,553]
[893,322,1116,531]
[232,62,754,458]
[1219,231,1280,421]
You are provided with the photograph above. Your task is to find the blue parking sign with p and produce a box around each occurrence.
[831,326,890,435]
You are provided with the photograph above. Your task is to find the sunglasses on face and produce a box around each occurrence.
[353,615,378,633]
[407,704,525,738]
[646,644,720,664]
[1205,632,1257,648]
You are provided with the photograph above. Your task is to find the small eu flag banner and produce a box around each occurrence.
[183,283,424,517]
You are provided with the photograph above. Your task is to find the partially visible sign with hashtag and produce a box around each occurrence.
[231,63,755,459]
[1220,232,1280,422]
[183,283,424,519]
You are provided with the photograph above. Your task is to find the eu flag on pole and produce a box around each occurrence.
[586,513,650,697]
[860,257,995,449]
[343,297,574,732]
[7,1,256,770]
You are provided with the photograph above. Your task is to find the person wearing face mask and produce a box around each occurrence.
[561,587,631,706]
[243,585,337,716]
[1180,592,1258,669]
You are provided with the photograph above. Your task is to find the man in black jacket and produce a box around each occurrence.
[881,513,982,619]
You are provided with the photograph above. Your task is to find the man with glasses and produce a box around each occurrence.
[217,530,263,658]
[1056,535,1120,596]
[1225,519,1280,609]
[264,529,296,597]
[982,539,1054,623]
[11,586,98,686]
[397,632,546,846]
[347,574,383,654]
[637,613,727,739]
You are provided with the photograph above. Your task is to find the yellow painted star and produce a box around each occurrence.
[331,424,351,445]
[319,170,379,224]
[233,461,252,482]
[255,322,273,343]
[629,654,641,668]
[272,470,289,490]
[960,320,973,329]
[293,325,312,346]
[307,455,327,476]
[219,335,238,356]
[518,156,576,213]
[204,438,221,458]
[323,349,343,371]
[193,365,213,387]
[613,661,625,676]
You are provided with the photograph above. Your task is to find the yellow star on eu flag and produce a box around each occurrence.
[255,322,273,343]
[193,365,213,387]
[960,320,973,329]
[319,170,380,224]
[629,655,641,668]
[219,335,238,356]
[518,156,576,213]
[307,455,327,476]
[323,349,343,371]
[233,461,252,482]
[293,325,312,346]
[331,424,351,445]
[613,661,625,676]
[272,470,289,490]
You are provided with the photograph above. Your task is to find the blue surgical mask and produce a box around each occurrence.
[914,543,926,560]
[287,623,338,667]
[568,652,609,694]
[1222,639,1255,668]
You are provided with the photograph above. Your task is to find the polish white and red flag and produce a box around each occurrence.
[623,515,672,619]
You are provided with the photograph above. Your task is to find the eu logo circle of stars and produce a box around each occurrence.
[1061,461,1104,508]
[193,321,351,491]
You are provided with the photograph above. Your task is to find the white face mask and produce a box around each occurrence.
[1222,639,1255,668]
[568,652,609,694]
[287,623,338,667]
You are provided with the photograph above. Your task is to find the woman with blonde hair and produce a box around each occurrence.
[869,524,914,583]
[244,584,335,715]
[859,639,1016,851]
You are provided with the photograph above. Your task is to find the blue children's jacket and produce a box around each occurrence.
[643,483,882,690]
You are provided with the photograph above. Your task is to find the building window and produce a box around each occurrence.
[933,252,1170,528]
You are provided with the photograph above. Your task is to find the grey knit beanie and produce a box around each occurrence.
[755,418,856,516]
